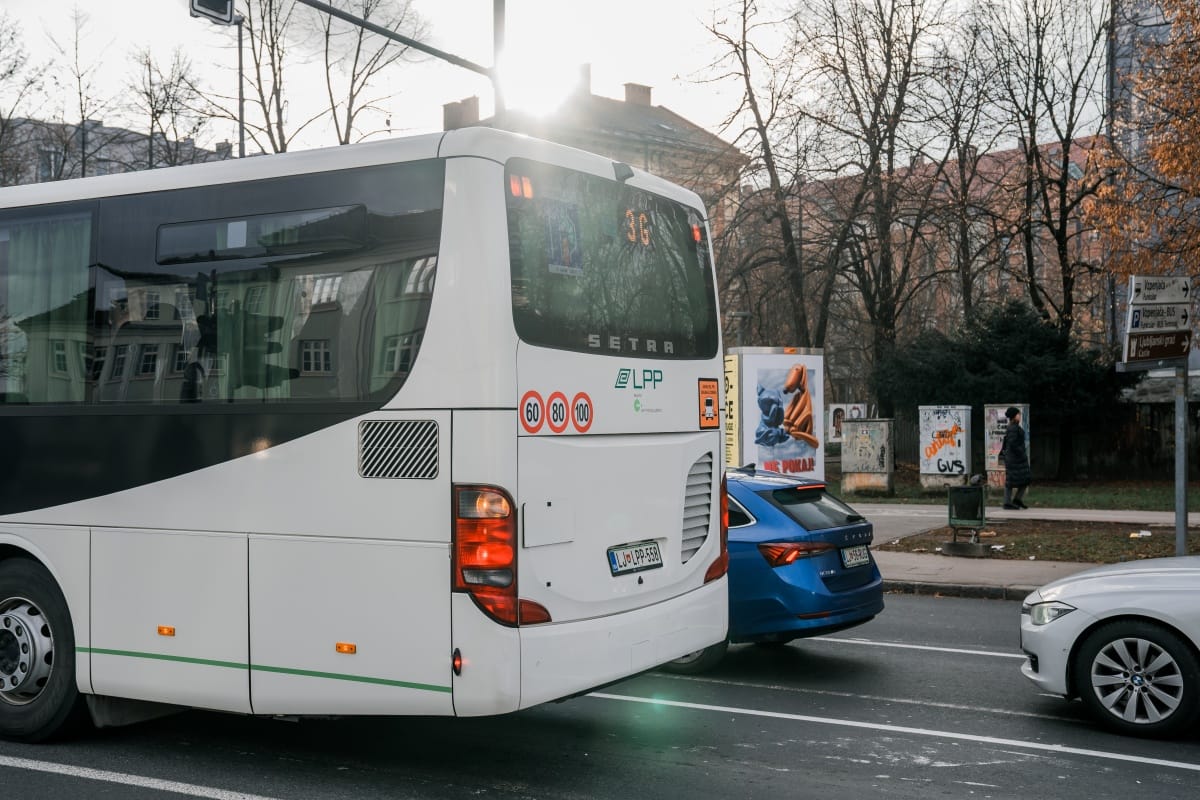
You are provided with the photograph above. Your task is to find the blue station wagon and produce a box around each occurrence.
[667,467,885,673]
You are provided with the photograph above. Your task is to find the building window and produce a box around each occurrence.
[245,285,267,314]
[172,344,188,373]
[87,346,105,381]
[311,275,342,306]
[111,345,129,379]
[138,344,158,376]
[300,340,333,374]
[145,290,161,320]
[382,333,419,375]
[38,148,63,182]
[51,340,68,373]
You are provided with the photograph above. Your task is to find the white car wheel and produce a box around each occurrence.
[1073,620,1200,738]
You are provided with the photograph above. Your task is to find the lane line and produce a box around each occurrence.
[816,636,1027,659]
[0,755,284,800]
[589,693,1200,773]
[662,674,1073,722]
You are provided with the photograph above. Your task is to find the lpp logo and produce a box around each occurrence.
[614,368,664,389]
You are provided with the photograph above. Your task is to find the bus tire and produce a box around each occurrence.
[0,558,83,743]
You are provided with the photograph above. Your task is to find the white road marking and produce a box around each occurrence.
[816,636,1027,659]
[590,693,1200,773]
[662,673,1073,722]
[0,755,283,800]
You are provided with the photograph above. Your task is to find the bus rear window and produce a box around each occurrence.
[505,158,718,359]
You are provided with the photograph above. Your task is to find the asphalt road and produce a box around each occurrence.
[1,595,1197,799]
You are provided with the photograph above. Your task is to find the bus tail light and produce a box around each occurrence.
[452,485,551,627]
[704,474,729,583]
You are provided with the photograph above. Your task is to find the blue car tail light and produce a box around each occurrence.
[757,541,836,567]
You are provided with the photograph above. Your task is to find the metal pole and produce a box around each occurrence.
[295,0,493,77]
[1176,365,1188,557]
[237,15,245,158]
[493,0,506,121]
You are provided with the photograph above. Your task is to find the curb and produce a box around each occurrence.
[882,579,1037,601]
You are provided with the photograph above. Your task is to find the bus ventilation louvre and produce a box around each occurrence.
[357,420,439,479]
[680,453,714,563]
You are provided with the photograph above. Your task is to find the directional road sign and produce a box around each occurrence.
[1128,303,1190,332]
[1130,275,1191,305]
[1126,330,1192,362]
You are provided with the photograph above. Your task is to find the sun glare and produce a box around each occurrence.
[496,52,579,117]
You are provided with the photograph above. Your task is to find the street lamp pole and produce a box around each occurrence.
[236,14,245,158]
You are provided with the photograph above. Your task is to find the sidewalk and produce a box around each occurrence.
[866,504,1196,600]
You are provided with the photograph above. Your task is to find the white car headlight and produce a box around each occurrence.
[1021,600,1076,625]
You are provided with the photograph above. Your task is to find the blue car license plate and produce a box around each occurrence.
[840,544,870,568]
[608,540,663,576]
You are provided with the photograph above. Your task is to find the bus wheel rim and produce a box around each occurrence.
[0,598,55,706]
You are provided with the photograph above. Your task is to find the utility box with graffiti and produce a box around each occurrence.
[827,403,868,444]
[985,403,1029,489]
[841,418,894,494]
[724,347,824,480]
[918,405,972,489]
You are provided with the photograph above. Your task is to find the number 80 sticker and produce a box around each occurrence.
[519,390,595,434]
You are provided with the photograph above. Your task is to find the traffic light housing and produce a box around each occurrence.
[233,309,300,390]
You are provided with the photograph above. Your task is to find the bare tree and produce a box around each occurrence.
[127,48,214,169]
[923,10,1013,318]
[790,0,952,415]
[705,0,851,349]
[45,6,119,178]
[0,13,47,185]
[311,0,428,144]
[982,0,1111,339]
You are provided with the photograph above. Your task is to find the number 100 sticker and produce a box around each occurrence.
[520,390,593,434]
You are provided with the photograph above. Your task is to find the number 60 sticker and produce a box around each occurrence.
[519,390,595,434]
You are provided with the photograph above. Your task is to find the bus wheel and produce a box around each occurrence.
[0,559,82,742]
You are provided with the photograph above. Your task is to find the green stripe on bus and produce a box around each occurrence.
[77,648,452,694]
[80,647,247,671]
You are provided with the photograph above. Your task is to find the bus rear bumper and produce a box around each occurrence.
[518,577,728,709]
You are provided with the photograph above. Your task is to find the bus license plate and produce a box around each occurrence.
[608,540,664,576]
[841,545,870,569]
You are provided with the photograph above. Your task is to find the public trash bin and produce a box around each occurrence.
[948,484,985,543]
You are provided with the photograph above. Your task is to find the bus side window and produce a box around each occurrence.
[0,209,94,404]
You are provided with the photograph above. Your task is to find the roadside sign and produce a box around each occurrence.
[190,0,235,25]
[1127,303,1190,332]
[1122,275,1193,368]
[1125,330,1192,362]
[1131,275,1191,305]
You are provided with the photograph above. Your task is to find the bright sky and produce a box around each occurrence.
[3,0,748,151]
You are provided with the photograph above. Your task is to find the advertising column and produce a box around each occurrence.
[725,348,824,480]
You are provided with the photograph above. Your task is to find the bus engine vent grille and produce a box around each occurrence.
[680,452,713,563]
[358,420,439,479]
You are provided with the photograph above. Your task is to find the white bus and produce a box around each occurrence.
[0,128,728,742]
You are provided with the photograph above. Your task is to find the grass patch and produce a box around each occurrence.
[828,461,1200,512]
[874,518,1200,564]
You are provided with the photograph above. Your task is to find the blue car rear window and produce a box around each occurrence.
[763,488,863,532]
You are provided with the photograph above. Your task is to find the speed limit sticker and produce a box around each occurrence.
[546,392,570,433]
[519,390,545,434]
[571,392,594,433]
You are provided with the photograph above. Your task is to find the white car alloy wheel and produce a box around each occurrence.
[1073,620,1200,738]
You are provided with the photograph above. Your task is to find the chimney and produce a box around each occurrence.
[215,141,233,160]
[577,63,592,95]
[624,83,652,106]
[443,96,480,130]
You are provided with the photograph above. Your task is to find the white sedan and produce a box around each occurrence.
[1020,556,1200,737]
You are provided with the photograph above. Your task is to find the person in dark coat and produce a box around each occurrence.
[1000,406,1031,509]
